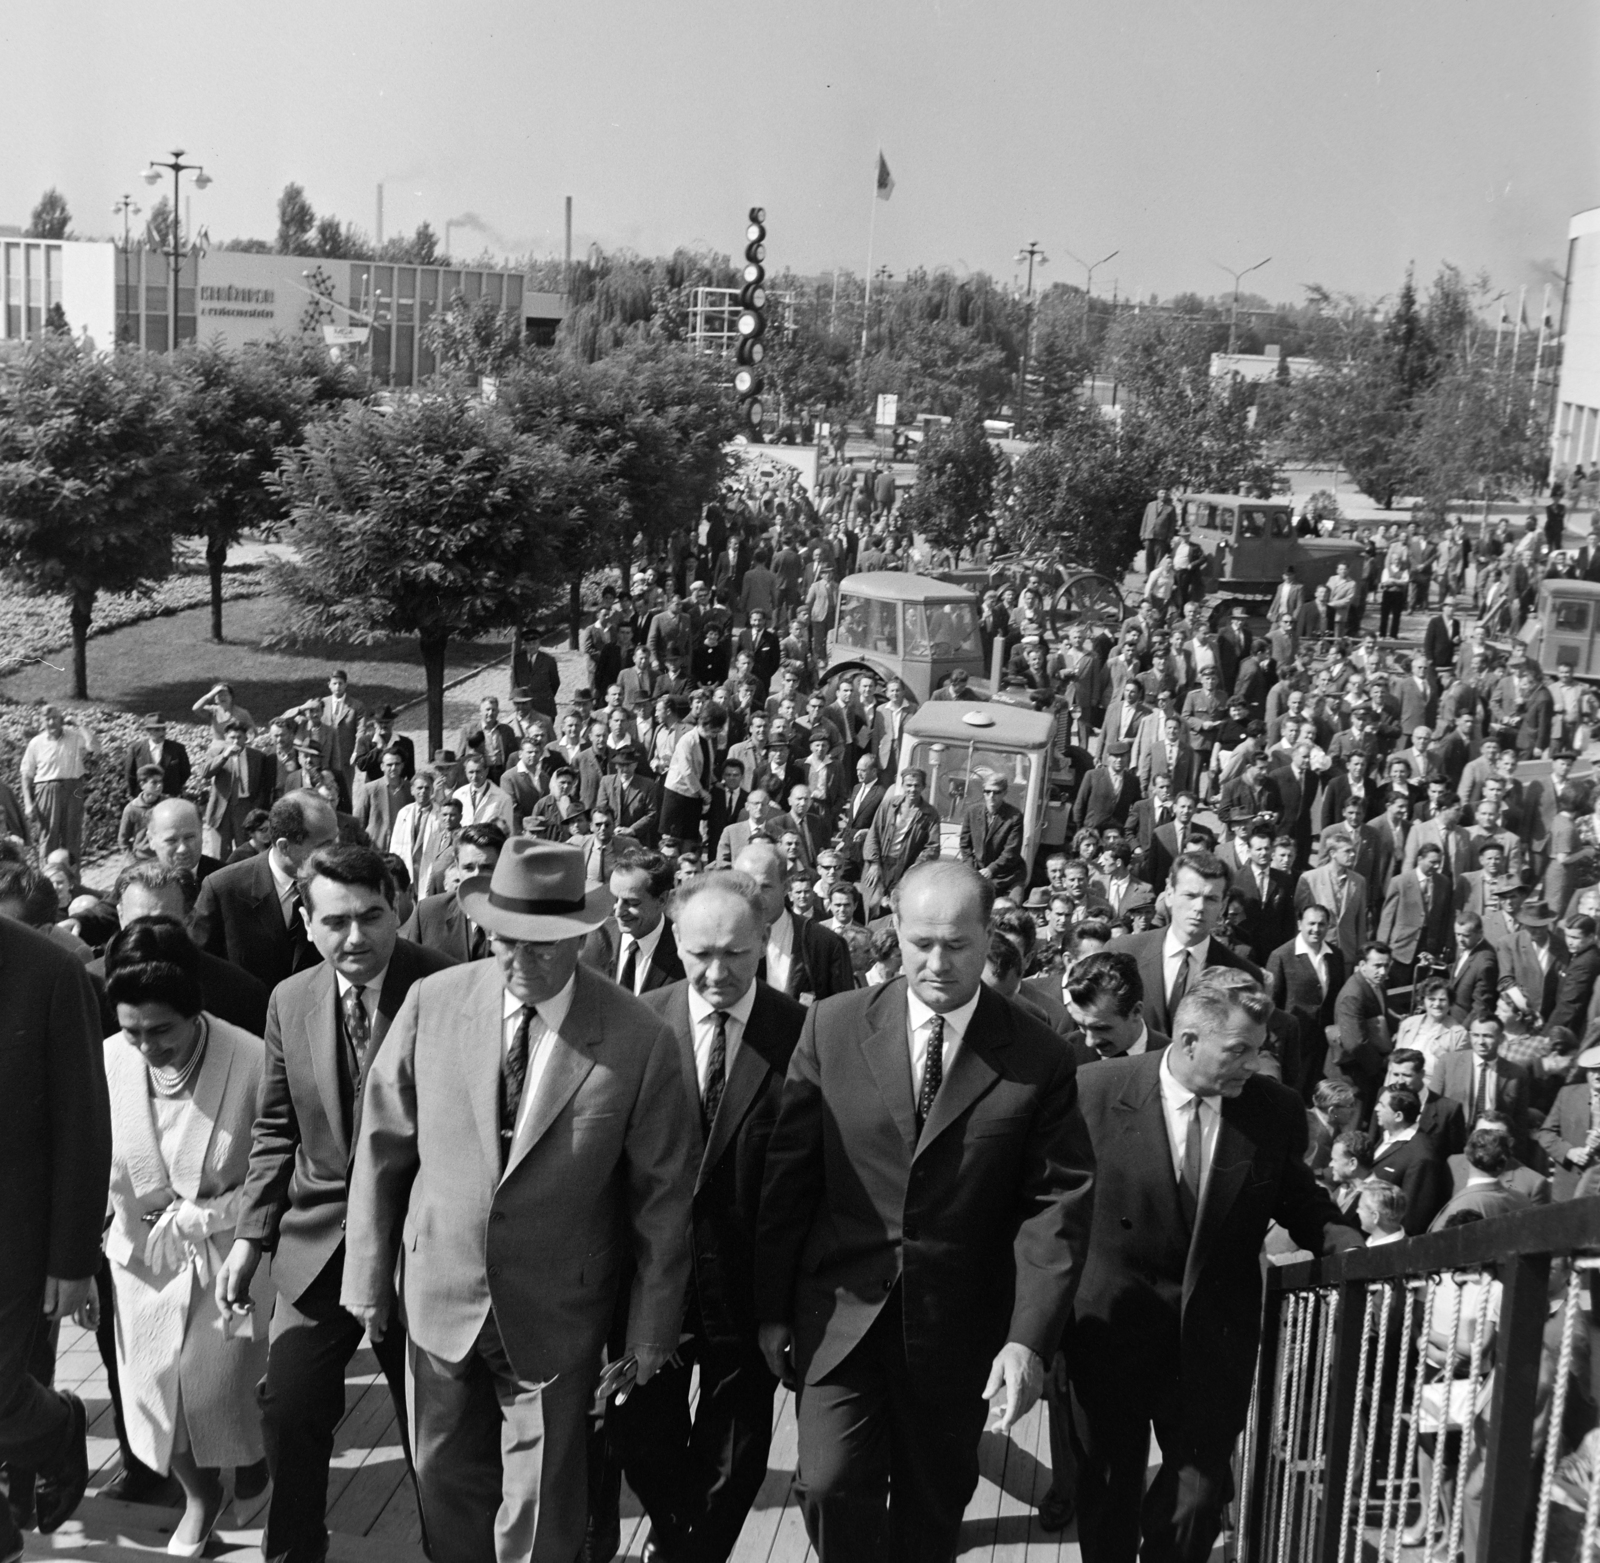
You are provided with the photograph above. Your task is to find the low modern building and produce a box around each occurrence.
[0,233,566,386]
[1553,207,1600,475]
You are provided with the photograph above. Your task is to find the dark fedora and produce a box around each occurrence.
[457,838,612,942]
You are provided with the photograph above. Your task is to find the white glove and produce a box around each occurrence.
[142,1195,238,1282]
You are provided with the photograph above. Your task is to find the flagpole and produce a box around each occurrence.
[1506,285,1526,416]
[861,168,879,355]
[1531,282,1551,406]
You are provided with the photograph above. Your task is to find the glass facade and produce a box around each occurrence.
[348,258,530,386]
[1,240,63,339]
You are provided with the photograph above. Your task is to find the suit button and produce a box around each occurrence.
[489,1265,501,1278]
[490,1211,505,1222]
[903,1223,920,1241]
[339,1218,346,1230]
[1120,1217,1132,1229]
[883,1278,894,1293]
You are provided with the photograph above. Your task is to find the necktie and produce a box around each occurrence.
[342,985,371,1087]
[703,1011,728,1129]
[1168,947,1192,1017]
[916,1015,945,1137]
[1178,1098,1204,1227]
[470,923,488,961]
[618,938,638,994]
[500,1006,533,1167]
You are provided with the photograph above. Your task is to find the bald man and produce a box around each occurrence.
[143,797,224,887]
[756,860,1095,1561]
[732,840,854,1004]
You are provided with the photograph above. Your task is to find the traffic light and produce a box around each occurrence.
[734,206,766,431]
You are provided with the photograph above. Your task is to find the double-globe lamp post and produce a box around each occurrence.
[1014,242,1048,427]
[142,150,212,354]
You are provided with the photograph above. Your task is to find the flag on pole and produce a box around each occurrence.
[1498,303,1510,329]
[876,152,894,202]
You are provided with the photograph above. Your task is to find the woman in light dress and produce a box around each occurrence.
[1393,977,1468,1076]
[99,920,273,1556]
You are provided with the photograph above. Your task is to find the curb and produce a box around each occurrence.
[391,651,513,723]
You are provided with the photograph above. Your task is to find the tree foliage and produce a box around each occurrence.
[897,411,1002,558]
[276,184,317,255]
[270,391,595,750]
[0,339,191,697]
[424,292,527,382]
[176,339,367,642]
[28,188,72,239]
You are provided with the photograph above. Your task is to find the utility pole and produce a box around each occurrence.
[1215,255,1271,355]
[1015,242,1048,427]
[142,150,211,353]
[112,194,141,345]
[1063,247,1119,344]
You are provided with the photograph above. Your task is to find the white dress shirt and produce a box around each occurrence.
[501,973,577,1148]
[1157,1044,1221,1200]
[1294,934,1329,994]
[766,909,796,997]
[686,981,756,1095]
[616,919,666,995]
[1162,931,1210,1009]
[905,986,979,1103]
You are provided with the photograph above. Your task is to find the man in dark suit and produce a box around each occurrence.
[199,719,276,858]
[217,846,456,1563]
[836,755,887,877]
[352,707,416,787]
[340,840,696,1563]
[87,863,269,1038]
[1370,1085,1449,1234]
[756,860,1096,1561]
[734,840,855,1003]
[0,919,109,1556]
[1062,950,1171,1064]
[580,850,685,996]
[611,874,807,1563]
[597,745,660,849]
[1068,967,1364,1563]
[192,791,340,990]
[1430,1016,1533,1151]
[1535,1043,1600,1200]
[400,823,506,963]
[704,757,749,859]
[958,774,1026,899]
[454,695,520,784]
[1445,910,1500,1022]
[1266,903,1345,1101]
[1106,851,1263,1039]
[766,785,834,879]
[1549,913,1600,1035]
[1330,942,1399,1118]
[123,712,190,798]
[1074,740,1142,832]
[1432,1124,1540,1228]
[1231,819,1295,964]
[1384,1049,1468,1160]
[145,797,224,888]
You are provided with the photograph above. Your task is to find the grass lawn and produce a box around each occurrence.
[0,592,511,720]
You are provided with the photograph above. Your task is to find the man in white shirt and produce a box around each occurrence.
[580,851,683,996]
[454,752,516,834]
[20,704,97,863]
[1356,1179,1408,1245]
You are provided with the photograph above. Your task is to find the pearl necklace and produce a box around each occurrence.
[147,1017,210,1098]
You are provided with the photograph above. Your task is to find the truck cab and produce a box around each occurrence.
[1520,578,1600,677]
[827,572,987,702]
[897,702,1071,882]
[1177,492,1364,598]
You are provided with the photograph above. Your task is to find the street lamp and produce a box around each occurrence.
[112,195,141,345]
[141,150,211,353]
[1062,247,1119,342]
[1014,243,1049,426]
[1214,255,1270,355]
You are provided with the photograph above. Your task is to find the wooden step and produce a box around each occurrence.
[22,1495,426,1563]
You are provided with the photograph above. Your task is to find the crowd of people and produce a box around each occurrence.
[5,461,1600,1563]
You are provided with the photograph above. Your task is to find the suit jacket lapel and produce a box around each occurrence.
[860,984,917,1153]
[106,1038,170,1201]
[916,991,1005,1155]
[1185,1095,1256,1301]
[1117,1058,1185,1232]
[662,986,710,1176]
[304,964,347,1159]
[463,969,506,1175]
[503,968,601,1180]
[701,1021,769,1191]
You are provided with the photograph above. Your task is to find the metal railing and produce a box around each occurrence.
[1238,1199,1600,1563]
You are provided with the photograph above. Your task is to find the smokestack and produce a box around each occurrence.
[376,183,384,246]
[564,196,572,295]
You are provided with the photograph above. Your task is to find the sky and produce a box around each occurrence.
[3,0,1597,310]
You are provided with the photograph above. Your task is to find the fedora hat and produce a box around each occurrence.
[458,838,612,942]
[1577,1043,1600,1070]
[1517,897,1557,927]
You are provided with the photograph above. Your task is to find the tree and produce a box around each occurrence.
[276,184,316,255]
[424,292,526,381]
[0,339,191,697]
[270,392,596,752]
[177,339,367,642]
[146,197,175,253]
[27,188,72,239]
[1024,320,1095,436]
[1010,399,1166,576]
[897,410,1002,559]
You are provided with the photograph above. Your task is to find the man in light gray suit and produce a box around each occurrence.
[342,839,697,1563]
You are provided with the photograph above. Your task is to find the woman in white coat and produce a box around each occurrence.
[100,919,274,1556]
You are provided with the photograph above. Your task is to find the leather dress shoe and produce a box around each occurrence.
[234,1460,269,1502]
[35,1392,88,1535]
